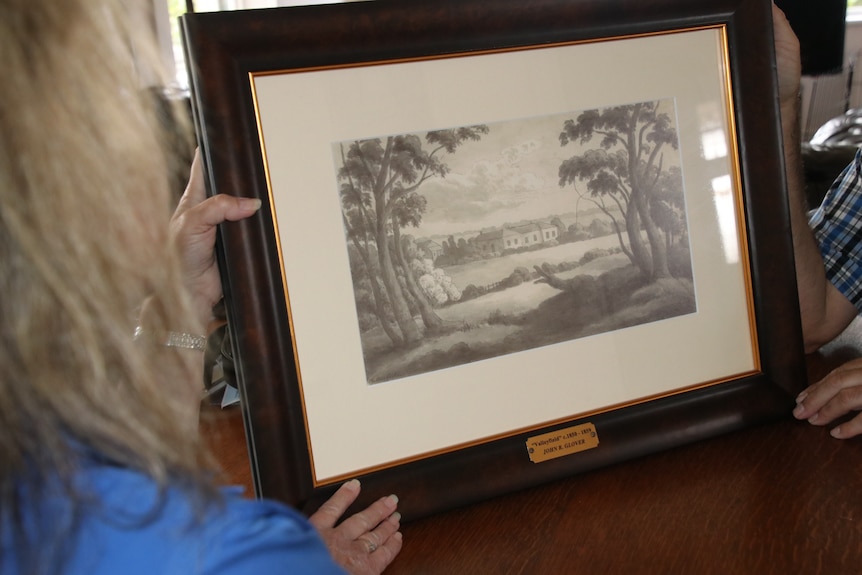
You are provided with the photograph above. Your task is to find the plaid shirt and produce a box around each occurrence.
[809,148,862,312]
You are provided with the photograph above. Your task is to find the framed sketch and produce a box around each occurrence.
[182,0,806,520]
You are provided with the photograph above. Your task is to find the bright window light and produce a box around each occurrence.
[162,0,352,88]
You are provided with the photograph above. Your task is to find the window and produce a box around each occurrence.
[159,0,348,88]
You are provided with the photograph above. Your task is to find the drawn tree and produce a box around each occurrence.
[650,165,687,248]
[390,193,443,331]
[340,198,404,346]
[338,125,489,347]
[558,101,679,280]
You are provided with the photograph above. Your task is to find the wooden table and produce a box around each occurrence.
[201,328,862,575]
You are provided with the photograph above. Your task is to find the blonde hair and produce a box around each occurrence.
[0,0,216,570]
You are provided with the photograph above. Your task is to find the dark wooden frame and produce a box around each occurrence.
[182,0,805,521]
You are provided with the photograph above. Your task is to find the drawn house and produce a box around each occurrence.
[474,220,559,254]
[416,239,443,260]
[474,228,517,254]
[510,222,558,245]
[539,221,559,242]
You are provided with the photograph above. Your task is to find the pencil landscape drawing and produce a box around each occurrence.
[332,98,695,384]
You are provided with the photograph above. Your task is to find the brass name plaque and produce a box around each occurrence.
[526,422,599,463]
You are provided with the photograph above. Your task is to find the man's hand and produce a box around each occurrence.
[794,358,862,439]
[772,3,801,108]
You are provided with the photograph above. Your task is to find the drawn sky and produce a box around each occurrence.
[403,100,679,239]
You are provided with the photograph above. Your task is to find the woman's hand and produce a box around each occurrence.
[309,480,403,575]
[794,358,862,439]
[169,149,261,326]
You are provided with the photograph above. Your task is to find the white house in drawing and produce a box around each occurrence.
[473,221,558,255]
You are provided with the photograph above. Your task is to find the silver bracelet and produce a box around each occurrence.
[134,326,207,352]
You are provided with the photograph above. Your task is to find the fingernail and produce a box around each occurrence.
[387,494,399,505]
[793,403,805,418]
[796,391,808,404]
[240,198,262,211]
[344,478,360,490]
[390,511,402,522]
[808,413,821,424]
[830,426,843,439]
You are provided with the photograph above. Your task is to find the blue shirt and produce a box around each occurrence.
[3,460,346,574]
[809,148,862,313]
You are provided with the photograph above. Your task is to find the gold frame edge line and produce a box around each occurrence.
[248,72,321,483]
